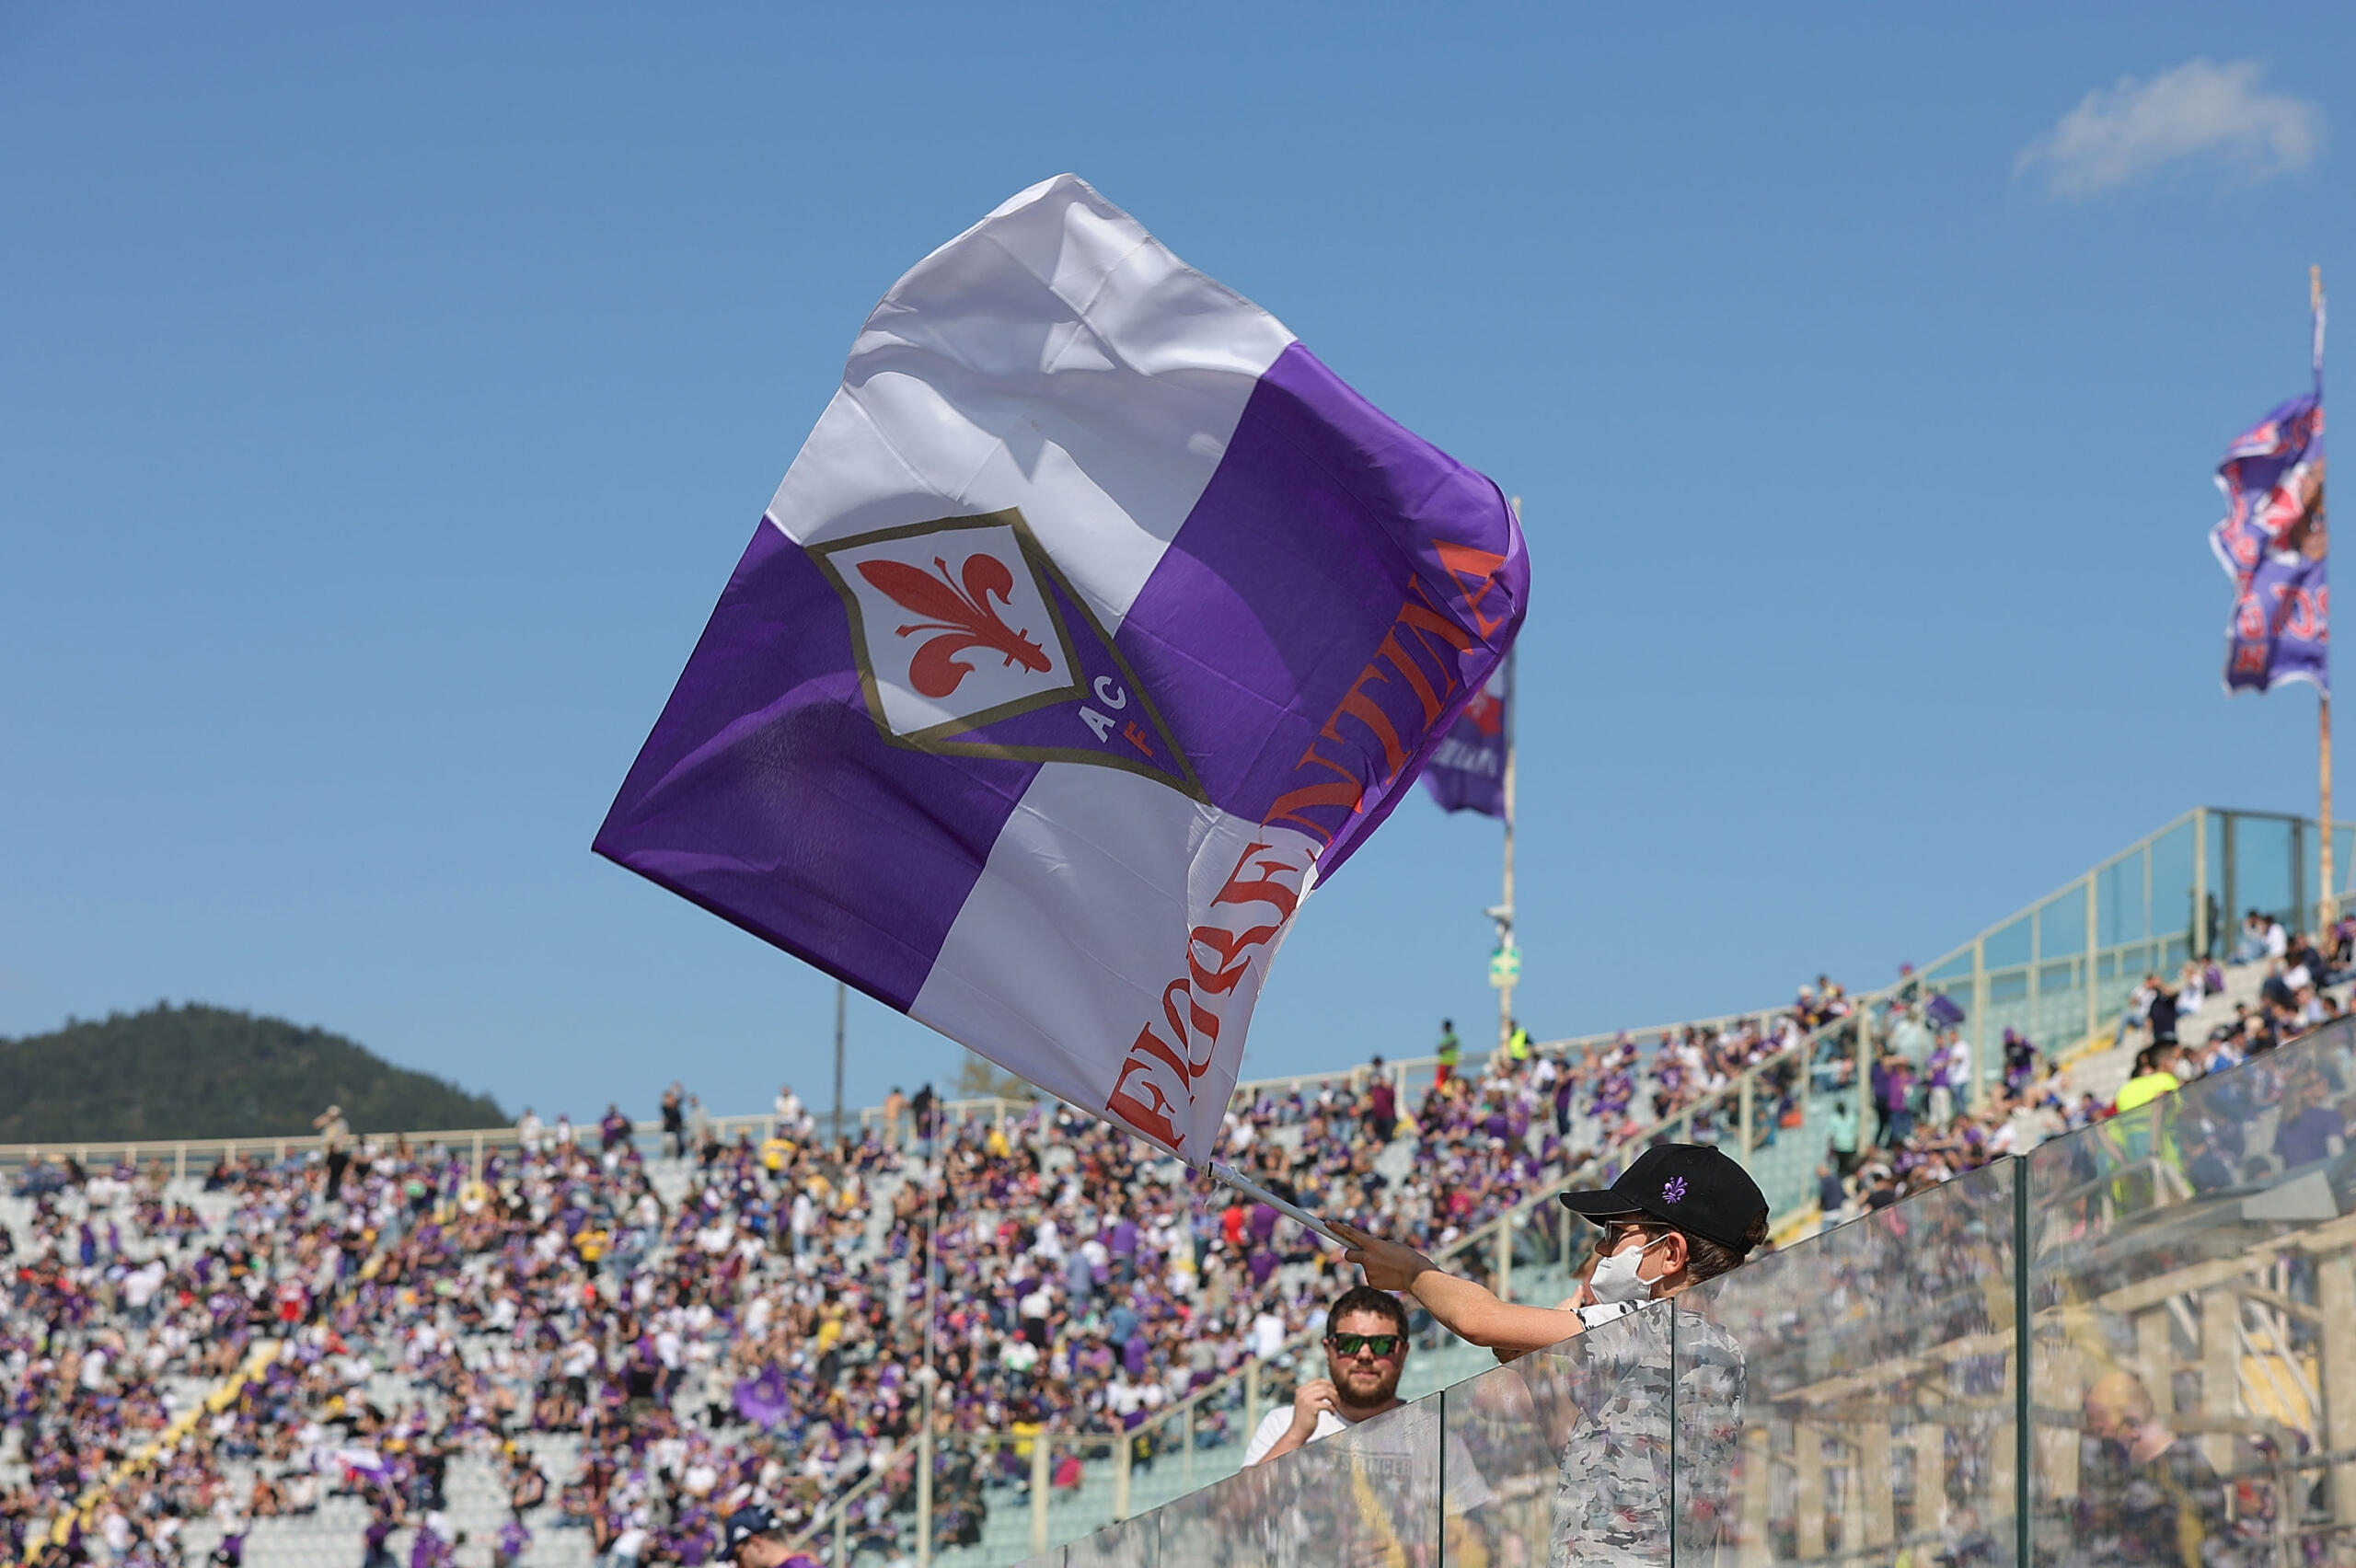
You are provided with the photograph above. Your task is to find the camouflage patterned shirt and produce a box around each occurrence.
[1550,1301,1746,1568]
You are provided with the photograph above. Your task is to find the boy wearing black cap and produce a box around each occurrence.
[722,1505,793,1566]
[1332,1144,1768,1568]
[1333,1143,1768,1350]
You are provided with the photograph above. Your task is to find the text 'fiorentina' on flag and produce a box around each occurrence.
[595,176,1527,1161]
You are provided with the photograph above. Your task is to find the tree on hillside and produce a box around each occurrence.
[0,1003,506,1144]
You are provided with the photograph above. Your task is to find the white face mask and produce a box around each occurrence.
[1588,1232,1668,1305]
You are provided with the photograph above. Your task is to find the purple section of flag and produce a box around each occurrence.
[2229,552,2329,694]
[2212,393,2327,695]
[592,522,1039,1010]
[1423,663,1508,816]
[1116,343,1527,876]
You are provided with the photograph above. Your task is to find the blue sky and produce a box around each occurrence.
[3,5,2348,1120]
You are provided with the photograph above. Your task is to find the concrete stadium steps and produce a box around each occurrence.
[175,1433,597,1568]
[2050,958,2276,1106]
[928,1433,1245,1568]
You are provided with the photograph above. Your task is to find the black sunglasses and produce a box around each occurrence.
[1325,1332,1403,1359]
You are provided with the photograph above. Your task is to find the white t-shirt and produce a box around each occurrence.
[1241,1400,1493,1513]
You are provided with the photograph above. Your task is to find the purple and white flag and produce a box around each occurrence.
[1422,661,1508,817]
[2212,394,2327,694]
[595,177,1527,1162]
[2212,281,2327,696]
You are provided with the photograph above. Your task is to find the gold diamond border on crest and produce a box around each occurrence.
[809,509,1207,801]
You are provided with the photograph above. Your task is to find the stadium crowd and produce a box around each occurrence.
[0,992,1843,1568]
[6,928,2344,1567]
[1815,913,2356,1223]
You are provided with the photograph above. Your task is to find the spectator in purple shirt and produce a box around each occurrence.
[1106,1212,1139,1284]
[2273,1069,2347,1169]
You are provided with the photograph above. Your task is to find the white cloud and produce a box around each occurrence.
[2016,58,2322,199]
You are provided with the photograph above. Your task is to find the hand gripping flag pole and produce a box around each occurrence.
[596,176,1528,1173]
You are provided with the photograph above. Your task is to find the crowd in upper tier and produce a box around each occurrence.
[8,934,2348,1567]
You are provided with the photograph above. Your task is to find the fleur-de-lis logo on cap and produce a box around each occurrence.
[857,552,1052,698]
[1660,1176,1688,1205]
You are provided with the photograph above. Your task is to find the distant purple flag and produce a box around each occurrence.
[2212,291,2327,695]
[1423,662,1507,816]
[733,1364,791,1428]
[595,176,1528,1163]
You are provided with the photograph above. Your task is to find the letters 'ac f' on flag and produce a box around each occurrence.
[595,176,1528,1163]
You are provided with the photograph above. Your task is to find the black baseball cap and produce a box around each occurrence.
[723,1505,782,1558]
[1557,1144,1768,1251]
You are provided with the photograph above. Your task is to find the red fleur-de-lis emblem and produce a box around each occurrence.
[856,552,1052,698]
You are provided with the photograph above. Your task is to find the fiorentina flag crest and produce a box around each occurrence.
[812,510,1202,796]
[596,176,1527,1161]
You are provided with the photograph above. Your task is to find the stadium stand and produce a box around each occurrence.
[4,806,2350,1567]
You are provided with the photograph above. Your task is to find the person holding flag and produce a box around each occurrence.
[1333,1145,1769,1568]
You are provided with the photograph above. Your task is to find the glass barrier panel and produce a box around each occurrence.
[1062,1511,1154,1568]
[2096,846,2146,952]
[1987,912,2035,974]
[1152,1384,1445,1568]
[2205,813,2231,958]
[1675,1158,2022,1568]
[2152,816,2197,959]
[1440,1295,1679,1568]
[1926,952,1976,987]
[2230,813,2301,934]
[2333,825,2356,917]
[1115,1387,1257,1521]
[2026,1015,2356,1568]
[1983,915,2037,1080]
[2042,882,2089,961]
[1051,1436,1128,1557]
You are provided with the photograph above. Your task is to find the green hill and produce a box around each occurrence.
[0,1003,506,1145]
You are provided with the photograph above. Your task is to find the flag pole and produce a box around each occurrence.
[1497,497,1521,1055]
[1208,1161,1346,1248]
[832,980,847,1152]
[2316,264,2335,928]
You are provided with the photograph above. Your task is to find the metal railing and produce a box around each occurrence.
[0,1098,1043,1183]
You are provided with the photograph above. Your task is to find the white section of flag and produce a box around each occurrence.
[764,175,1295,635]
[910,764,1317,1159]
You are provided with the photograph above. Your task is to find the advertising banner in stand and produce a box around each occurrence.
[595,176,1528,1163]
